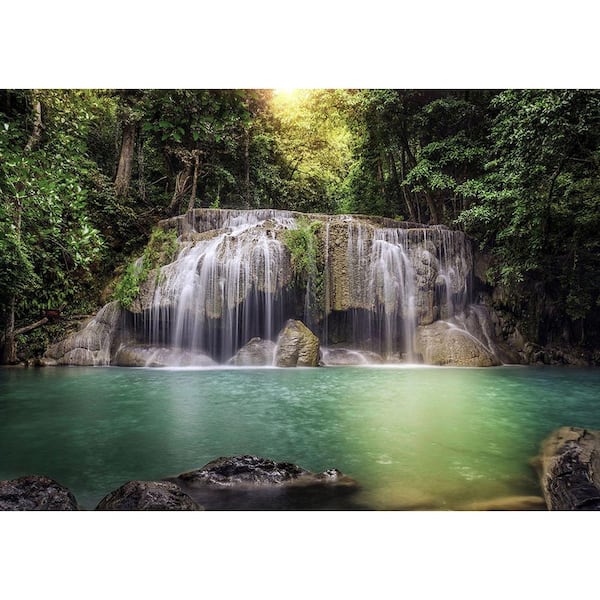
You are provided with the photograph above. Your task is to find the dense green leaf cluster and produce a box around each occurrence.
[457,90,600,343]
[0,90,107,316]
[282,218,321,281]
[112,227,179,310]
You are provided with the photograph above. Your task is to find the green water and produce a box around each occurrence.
[1,365,600,509]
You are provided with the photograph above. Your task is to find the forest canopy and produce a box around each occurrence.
[1,88,599,362]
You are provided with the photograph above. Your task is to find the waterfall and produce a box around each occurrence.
[47,209,495,367]
[337,218,473,360]
[136,210,296,362]
[136,211,475,363]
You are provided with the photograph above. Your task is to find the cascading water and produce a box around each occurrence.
[337,218,473,360]
[135,210,296,362]
[45,208,508,367]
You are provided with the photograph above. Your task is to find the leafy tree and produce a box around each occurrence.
[268,89,353,213]
[141,89,253,213]
[458,89,600,344]
[343,89,495,223]
[0,90,107,362]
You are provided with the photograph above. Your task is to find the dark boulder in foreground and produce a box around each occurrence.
[535,426,600,510]
[169,455,362,510]
[0,475,79,511]
[96,480,203,511]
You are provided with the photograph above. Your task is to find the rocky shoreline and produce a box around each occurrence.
[533,426,600,510]
[3,428,600,510]
[0,455,364,511]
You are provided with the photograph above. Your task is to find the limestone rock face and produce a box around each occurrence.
[42,301,124,366]
[172,455,361,510]
[415,319,500,367]
[113,345,216,367]
[274,319,320,367]
[228,337,276,366]
[96,480,202,511]
[535,427,600,510]
[0,475,79,511]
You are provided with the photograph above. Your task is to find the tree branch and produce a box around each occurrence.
[14,317,48,336]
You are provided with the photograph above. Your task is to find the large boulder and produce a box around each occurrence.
[42,301,125,366]
[0,475,79,510]
[228,337,276,366]
[274,319,320,367]
[415,319,500,366]
[96,480,203,510]
[113,344,216,367]
[171,455,361,510]
[534,427,600,510]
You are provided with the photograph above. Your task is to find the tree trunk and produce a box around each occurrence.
[244,127,251,207]
[114,121,137,197]
[376,157,386,200]
[388,152,408,219]
[399,148,417,222]
[24,92,43,152]
[424,191,441,225]
[2,197,22,364]
[169,164,193,212]
[137,132,146,202]
[188,151,201,212]
[1,296,18,364]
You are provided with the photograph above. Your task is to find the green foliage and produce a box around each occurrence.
[113,227,179,309]
[0,91,107,317]
[282,217,325,323]
[141,89,255,211]
[282,218,321,280]
[457,89,600,342]
[268,90,353,213]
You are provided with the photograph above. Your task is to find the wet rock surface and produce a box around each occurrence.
[274,320,320,367]
[320,348,383,366]
[415,319,499,367]
[96,480,202,510]
[228,337,276,366]
[42,301,125,366]
[113,345,216,367]
[0,475,79,511]
[170,455,364,510]
[535,426,600,510]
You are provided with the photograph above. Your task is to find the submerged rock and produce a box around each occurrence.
[0,475,79,511]
[534,426,600,510]
[171,455,362,510]
[461,496,547,511]
[96,480,203,510]
[113,344,216,367]
[274,319,320,367]
[228,337,276,366]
